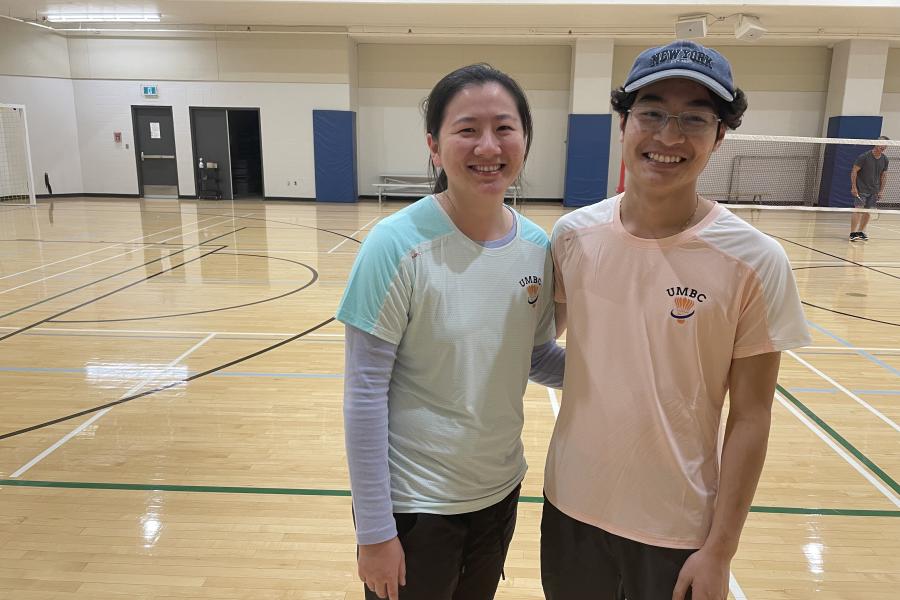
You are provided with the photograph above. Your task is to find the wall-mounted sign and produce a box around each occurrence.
[142,83,159,98]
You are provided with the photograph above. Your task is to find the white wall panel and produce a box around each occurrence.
[0,20,70,79]
[73,79,351,197]
[0,75,83,195]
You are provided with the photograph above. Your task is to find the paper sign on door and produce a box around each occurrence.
[150,122,161,139]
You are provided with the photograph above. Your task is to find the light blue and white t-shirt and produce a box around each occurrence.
[336,195,555,515]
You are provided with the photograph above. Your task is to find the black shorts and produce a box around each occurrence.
[541,496,697,600]
[362,484,520,600]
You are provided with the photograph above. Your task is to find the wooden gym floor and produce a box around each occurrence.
[0,197,898,599]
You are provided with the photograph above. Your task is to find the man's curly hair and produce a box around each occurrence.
[610,86,749,131]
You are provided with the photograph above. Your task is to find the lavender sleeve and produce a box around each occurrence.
[343,324,399,545]
[530,340,565,389]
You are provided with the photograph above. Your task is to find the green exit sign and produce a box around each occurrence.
[142,84,158,97]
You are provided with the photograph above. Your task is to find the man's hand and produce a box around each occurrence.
[358,537,406,599]
[672,546,730,600]
[851,188,859,198]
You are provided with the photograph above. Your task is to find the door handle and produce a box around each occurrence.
[142,153,175,160]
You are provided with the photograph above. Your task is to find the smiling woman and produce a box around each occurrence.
[423,63,533,242]
[336,63,565,600]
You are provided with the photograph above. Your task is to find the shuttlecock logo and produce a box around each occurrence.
[670,296,695,323]
[519,275,542,306]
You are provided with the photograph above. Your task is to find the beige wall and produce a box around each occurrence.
[67,34,351,83]
[356,43,571,199]
[0,19,71,78]
[613,45,831,93]
[358,43,571,91]
[885,48,900,94]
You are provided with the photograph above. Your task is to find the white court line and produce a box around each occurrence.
[805,346,900,352]
[327,217,379,254]
[11,326,900,351]
[729,573,749,600]
[776,392,900,508]
[10,333,217,478]
[0,215,225,281]
[869,223,900,235]
[0,325,343,339]
[792,260,900,267]
[726,203,889,215]
[543,385,748,598]
[547,387,560,418]
[0,218,236,295]
[786,350,900,434]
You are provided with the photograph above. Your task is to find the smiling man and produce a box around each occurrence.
[541,41,811,600]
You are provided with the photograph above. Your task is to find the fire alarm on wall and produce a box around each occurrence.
[113,131,122,143]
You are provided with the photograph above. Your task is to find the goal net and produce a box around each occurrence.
[0,104,36,206]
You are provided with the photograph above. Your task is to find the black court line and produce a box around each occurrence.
[51,253,318,323]
[0,206,356,438]
[0,244,228,343]
[16,205,365,245]
[5,238,218,247]
[0,228,244,321]
[186,211,365,244]
[0,317,334,441]
[774,234,900,281]
[802,302,900,327]
[775,235,900,326]
[793,265,900,271]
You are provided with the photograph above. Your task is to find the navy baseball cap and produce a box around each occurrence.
[623,40,735,102]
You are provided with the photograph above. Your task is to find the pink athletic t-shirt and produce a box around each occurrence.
[545,194,811,549]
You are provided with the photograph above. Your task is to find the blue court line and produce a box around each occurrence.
[797,350,900,356]
[790,387,900,396]
[6,366,898,392]
[0,366,342,379]
[807,320,900,378]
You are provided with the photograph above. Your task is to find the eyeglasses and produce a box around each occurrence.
[627,107,721,135]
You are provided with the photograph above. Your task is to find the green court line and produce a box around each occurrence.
[747,506,899,517]
[777,384,900,495]
[0,479,897,517]
[0,479,348,497]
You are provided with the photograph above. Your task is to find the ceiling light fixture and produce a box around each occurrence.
[45,13,161,23]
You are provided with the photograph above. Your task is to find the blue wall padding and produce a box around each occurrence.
[313,110,358,202]
[564,114,611,207]
[817,116,883,207]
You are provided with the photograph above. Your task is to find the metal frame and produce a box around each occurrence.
[372,176,518,208]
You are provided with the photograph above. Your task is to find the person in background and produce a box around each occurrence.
[850,135,890,241]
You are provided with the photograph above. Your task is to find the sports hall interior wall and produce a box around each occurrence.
[1,15,899,201]
[356,43,571,200]
[0,19,83,196]
[882,48,900,137]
